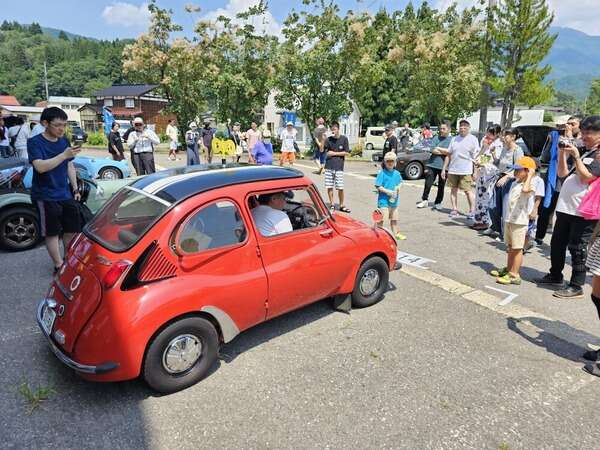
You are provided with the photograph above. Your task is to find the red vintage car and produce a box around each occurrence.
[36,165,399,393]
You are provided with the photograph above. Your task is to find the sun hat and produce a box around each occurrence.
[509,156,536,171]
[384,151,397,161]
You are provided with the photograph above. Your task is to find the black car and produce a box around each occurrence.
[372,139,433,180]
[70,126,88,144]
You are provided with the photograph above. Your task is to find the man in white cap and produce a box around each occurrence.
[127,117,160,175]
[279,121,298,166]
[185,121,201,166]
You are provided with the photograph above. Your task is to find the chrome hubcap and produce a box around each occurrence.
[162,334,202,374]
[102,170,118,180]
[360,268,380,296]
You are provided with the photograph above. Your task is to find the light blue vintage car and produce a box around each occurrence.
[72,155,131,180]
[0,159,130,251]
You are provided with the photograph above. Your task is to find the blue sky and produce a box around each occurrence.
[3,0,599,39]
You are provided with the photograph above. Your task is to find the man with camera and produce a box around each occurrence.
[536,116,600,298]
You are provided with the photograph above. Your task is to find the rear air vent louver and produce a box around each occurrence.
[138,245,177,282]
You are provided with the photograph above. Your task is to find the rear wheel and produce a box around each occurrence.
[404,161,423,180]
[0,207,41,251]
[366,143,374,150]
[98,167,122,180]
[351,256,389,308]
[143,316,219,394]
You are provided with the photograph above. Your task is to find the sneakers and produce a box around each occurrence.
[395,232,407,241]
[496,273,521,285]
[466,212,475,221]
[583,349,600,361]
[448,210,460,218]
[433,203,443,211]
[482,228,495,236]
[553,286,584,299]
[490,267,508,277]
[535,273,564,287]
[416,200,428,208]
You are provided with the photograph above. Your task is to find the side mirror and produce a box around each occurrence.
[372,209,383,228]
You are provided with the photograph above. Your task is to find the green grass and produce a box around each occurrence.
[18,381,55,414]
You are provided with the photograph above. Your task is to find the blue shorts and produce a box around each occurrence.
[313,149,327,164]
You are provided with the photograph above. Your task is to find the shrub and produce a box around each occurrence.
[159,133,170,143]
[350,142,363,157]
[87,131,107,146]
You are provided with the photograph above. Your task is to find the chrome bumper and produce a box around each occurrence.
[36,299,119,375]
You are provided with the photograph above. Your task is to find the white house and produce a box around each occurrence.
[263,91,361,149]
[44,96,90,125]
[461,107,545,128]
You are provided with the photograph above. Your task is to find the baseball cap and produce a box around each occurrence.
[509,156,536,171]
[384,151,397,161]
[133,117,144,124]
[286,121,293,126]
[385,124,394,131]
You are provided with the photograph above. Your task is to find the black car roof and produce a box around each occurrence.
[131,164,304,203]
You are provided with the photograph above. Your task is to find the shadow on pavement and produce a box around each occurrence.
[507,316,600,363]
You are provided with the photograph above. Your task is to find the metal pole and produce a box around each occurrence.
[478,0,497,134]
[44,61,49,100]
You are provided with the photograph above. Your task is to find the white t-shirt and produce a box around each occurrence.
[504,181,535,225]
[502,176,544,223]
[447,134,479,175]
[8,125,30,150]
[556,174,591,216]
[251,205,293,236]
[279,128,297,153]
[29,123,46,138]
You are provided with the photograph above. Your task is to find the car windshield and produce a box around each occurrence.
[84,187,170,252]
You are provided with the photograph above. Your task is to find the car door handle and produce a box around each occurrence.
[319,229,334,237]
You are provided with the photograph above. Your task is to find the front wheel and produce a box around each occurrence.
[98,167,122,180]
[404,161,423,180]
[366,143,374,150]
[351,256,389,308]
[143,316,219,394]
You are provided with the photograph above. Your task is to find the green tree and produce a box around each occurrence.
[586,79,600,115]
[491,0,556,127]
[272,0,365,140]
[58,31,69,40]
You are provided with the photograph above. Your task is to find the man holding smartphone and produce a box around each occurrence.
[28,107,82,273]
[536,115,600,298]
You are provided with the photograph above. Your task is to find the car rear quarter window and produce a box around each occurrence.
[177,200,247,254]
[85,187,169,251]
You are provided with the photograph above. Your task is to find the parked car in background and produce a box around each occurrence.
[37,164,399,394]
[73,155,131,180]
[0,159,129,252]
[372,139,433,180]
[364,127,386,151]
[70,126,88,144]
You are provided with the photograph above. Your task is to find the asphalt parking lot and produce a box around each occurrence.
[2,150,599,449]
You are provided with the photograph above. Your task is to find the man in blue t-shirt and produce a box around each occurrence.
[28,107,82,273]
[375,151,405,240]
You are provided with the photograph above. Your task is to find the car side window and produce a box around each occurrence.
[178,200,247,254]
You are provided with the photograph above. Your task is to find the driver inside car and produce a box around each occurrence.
[251,192,293,237]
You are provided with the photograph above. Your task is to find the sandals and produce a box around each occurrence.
[339,206,351,213]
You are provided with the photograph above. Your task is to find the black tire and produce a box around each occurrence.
[143,316,219,394]
[366,143,374,150]
[0,207,41,252]
[351,256,389,308]
[98,167,122,180]
[404,161,423,180]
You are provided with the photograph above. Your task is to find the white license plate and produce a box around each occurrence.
[41,305,56,335]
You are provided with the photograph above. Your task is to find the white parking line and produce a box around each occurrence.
[485,285,519,306]
[396,251,436,270]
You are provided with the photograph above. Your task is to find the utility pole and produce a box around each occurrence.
[43,61,49,100]
[478,0,497,135]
